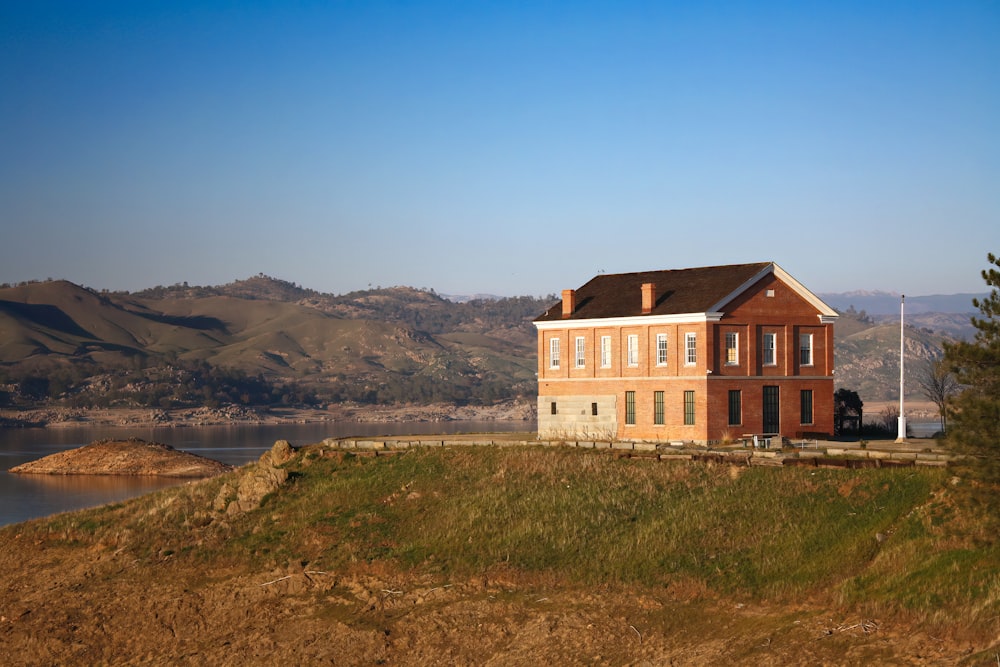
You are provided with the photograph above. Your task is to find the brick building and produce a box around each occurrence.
[533,262,838,444]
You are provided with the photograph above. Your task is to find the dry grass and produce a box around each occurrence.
[13,445,999,645]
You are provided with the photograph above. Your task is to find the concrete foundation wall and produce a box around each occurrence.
[538,394,617,441]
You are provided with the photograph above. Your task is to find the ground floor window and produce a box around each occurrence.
[684,390,695,425]
[625,391,636,425]
[551,401,557,415]
[728,390,741,426]
[800,389,814,425]
[654,391,664,425]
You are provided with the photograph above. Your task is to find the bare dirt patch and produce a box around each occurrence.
[0,555,982,666]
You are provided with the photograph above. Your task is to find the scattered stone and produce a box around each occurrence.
[264,439,295,466]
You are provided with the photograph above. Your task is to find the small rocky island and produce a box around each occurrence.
[9,437,233,477]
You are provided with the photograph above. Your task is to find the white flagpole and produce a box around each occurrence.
[896,294,906,443]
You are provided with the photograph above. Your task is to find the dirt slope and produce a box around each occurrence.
[0,442,992,665]
[0,544,975,665]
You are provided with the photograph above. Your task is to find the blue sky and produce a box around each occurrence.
[2,1,998,297]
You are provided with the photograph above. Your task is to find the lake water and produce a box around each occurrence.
[0,420,535,527]
[907,421,943,438]
[1,419,940,528]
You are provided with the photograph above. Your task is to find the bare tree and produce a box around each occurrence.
[917,358,960,433]
[878,404,900,433]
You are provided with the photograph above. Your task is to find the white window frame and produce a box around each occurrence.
[725,332,739,365]
[685,332,697,365]
[575,336,586,368]
[800,333,813,366]
[763,333,776,366]
[627,334,639,367]
[656,333,668,366]
[549,337,560,369]
[600,335,612,368]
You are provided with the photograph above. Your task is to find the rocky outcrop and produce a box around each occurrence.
[214,440,295,516]
[8,438,232,477]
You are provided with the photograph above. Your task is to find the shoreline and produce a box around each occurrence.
[0,399,939,431]
[0,399,537,429]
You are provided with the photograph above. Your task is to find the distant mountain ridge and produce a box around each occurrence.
[819,291,984,316]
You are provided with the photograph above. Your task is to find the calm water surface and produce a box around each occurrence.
[0,421,534,527]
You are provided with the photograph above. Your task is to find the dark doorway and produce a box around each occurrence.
[763,386,780,433]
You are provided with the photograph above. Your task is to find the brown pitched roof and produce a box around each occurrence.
[535,262,774,322]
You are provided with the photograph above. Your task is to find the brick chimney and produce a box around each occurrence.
[561,289,576,318]
[641,282,655,314]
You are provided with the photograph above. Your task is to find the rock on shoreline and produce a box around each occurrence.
[8,438,233,477]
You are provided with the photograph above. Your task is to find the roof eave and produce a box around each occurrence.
[534,312,723,330]
[707,262,840,319]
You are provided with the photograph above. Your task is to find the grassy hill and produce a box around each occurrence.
[0,278,549,409]
[1,444,996,663]
[0,281,228,365]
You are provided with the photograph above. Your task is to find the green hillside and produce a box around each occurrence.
[1,444,996,663]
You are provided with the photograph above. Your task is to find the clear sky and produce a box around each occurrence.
[2,1,998,298]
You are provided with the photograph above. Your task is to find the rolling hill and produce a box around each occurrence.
[0,278,551,408]
[833,310,957,402]
[0,277,978,410]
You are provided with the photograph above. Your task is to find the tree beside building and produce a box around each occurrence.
[944,252,1000,525]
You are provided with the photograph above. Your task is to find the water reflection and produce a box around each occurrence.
[0,420,535,527]
[0,472,185,527]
